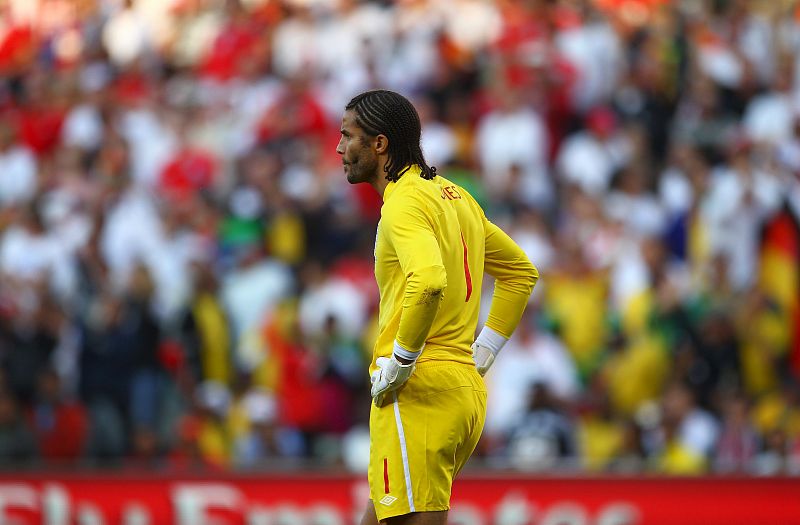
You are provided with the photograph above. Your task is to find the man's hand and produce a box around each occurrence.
[472,342,496,376]
[370,355,415,406]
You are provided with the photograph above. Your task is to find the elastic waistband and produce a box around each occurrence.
[413,359,477,372]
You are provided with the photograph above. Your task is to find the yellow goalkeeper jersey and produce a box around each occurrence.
[371,165,538,371]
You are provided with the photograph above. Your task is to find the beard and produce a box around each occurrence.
[345,151,379,185]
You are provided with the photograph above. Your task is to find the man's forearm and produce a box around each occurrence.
[484,259,538,338]
[394,264,447,354]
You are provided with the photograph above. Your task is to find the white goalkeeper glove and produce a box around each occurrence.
[472,342,496,376]
[471,326,509,377]
[371,343,418,406]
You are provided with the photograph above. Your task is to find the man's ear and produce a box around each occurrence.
[374,133,389,155]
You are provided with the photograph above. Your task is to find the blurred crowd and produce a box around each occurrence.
[1,0,800,476]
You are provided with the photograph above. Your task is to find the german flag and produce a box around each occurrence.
[759,203,800,381]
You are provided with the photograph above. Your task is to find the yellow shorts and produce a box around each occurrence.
[368,361,487,521]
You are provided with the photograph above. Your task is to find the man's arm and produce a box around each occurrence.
[371,198,447,403]
[483,220,538,336]
[387,199,447,354]
[473,219,539,375]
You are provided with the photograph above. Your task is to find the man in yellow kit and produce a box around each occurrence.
[336,90,538,525]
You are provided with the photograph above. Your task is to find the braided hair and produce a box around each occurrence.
[345,90,437,182]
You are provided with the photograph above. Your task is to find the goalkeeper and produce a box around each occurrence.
[337,90,538,525]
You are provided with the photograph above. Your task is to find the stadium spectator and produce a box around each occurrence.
[506,382,578,471]
[0,389,36,464]
[714,392,759,473]
[29,368,88,462]
[0,121,37,208]
[648,380,719,474]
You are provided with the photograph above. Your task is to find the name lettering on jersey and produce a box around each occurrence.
[441,185,462,200]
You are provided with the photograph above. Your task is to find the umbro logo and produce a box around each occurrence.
[379,495,397,506]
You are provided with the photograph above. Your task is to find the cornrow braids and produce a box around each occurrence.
[345,90,437,182]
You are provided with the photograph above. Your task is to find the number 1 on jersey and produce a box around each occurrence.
[460,232,472,302]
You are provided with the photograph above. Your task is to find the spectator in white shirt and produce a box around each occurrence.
[742,61,796,146]
[0,203,76,301]
[0,123,37,209]
[221,245,293,372]
[476,85,551,209]
[605,163,667,239]
[102,0,153,67]
[557,106,631,196]
[418,96,456,169]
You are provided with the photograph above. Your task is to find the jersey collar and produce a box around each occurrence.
[382,164,422,202]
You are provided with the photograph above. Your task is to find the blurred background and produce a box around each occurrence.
[0,0,800,485]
